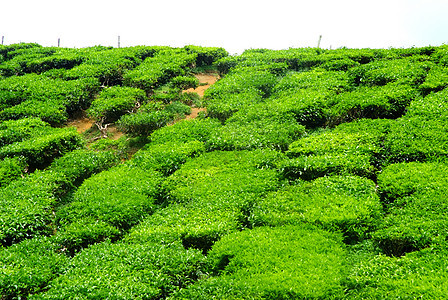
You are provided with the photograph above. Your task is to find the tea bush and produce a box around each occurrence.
[0,157,26,187]
[130,140,205,176]
[123,50,197,92]
[55,165,162,253]
[117,109,174,136]
[0,127,84,168]
[149,118,222,144]
[87,86,146,122]
[174,225,347,299]
[0,237,69,299]
[419,65,448,94]
[251,175,382,241]
[0,171,61,245]
[345,244,448,298]
[33,240,205,300]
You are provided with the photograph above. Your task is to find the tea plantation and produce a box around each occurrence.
[1,42,448,299]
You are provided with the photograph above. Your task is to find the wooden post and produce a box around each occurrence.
[317,35,322,48]
[118,36,120,48]
[1,36,4,45]
[58,38,60,47]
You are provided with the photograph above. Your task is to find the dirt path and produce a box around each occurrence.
[184,73,219,97]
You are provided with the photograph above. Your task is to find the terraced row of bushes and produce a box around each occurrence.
[1,43,448,299]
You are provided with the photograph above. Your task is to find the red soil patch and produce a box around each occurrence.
[67,116,95,133]
[184,73,219,97]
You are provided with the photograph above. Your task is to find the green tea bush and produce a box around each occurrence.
[123,50,197,92]
[373,190,448,256]
[348,57,432,86]
[164,101,192,118]
[0,119,70,145]
[149,118,222,144]
[33,240,205,299]
[419,65,448,94]
[284,118,392,180]
[405,88,448,119]
[87,86,146,122]
[205,89,263,122]
[251,175,382,241]
[0,127,83,168]
[169,75,199,90]
[0,46,56,76]
[125,201,241,253]
[377,161,448,203]
[183,45,228,66]
[174,225,347,299]
[0,157,26,187]
[329,82,417,124]
[0,237,69,299]
[206,117,305,151]
[272,69,350,96]
[48,149,119,189]
[0,171,61,245]
[55,165,162,252]
[345,244,448,298]
[164,150,281,205]
[384,117,448,163]
[130,140,205,176]
[374,162,448,255]
[117,109,174,136]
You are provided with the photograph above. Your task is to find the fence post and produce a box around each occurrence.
[118,36,120,48]
[317,35,322,48]
[1,36,4,45]
[58,38,60,47]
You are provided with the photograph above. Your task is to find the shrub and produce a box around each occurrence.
[419,66,448,95]
[174,225,347,299]
[117,109,174,136]
[169,75,199,90]
[345,244,448,298]
[130,140,205,176]
[0,118,48,147]
[0,127,84,169]
[123,50,197,92]
[164,101,192,118]
[183,45,228,66]
[55,165,162,252]
[0,237,69,299]
[384,117,448,163]
[0,157,26,187]
[48,149,119,188]
[125,202,241,254]
[87,86,146,122]
[348,57,432,86]
[251,175,382,241]
[149,118,222,144]
[0,171,61,245]
[33,240,205,299]
[329,83,417,124]
[405,88,448,119]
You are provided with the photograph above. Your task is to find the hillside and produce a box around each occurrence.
[1,43,448,299]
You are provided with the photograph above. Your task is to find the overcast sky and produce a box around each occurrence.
[1,0,447,54]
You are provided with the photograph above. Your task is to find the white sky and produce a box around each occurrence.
[1,0,447,54]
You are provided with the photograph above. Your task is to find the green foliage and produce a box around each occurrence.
[0,171,61,245]
[169,75,199,90]
[55,165,162,253]
[149,118,222,144]
[284,118,392,180]
[0,127,84,168]
[117,109,174,136]
[164,101,192,118]
[175,226,347,299]
[0,74,99,124]
[87,86,146,122]
[123,50,197,92]
[130,140,205,176]
[329,82,417,124]
[348,57,432,86]
[126,202,240,254]
[33,240,205,300]
[251,175,382,241]
[0,237,69,299]
[0,157,26,187]
[419,65,448,94]
[374,162,448,255]
[183,45,229,66]
[48,149,119,188]
[345,244,448,298]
